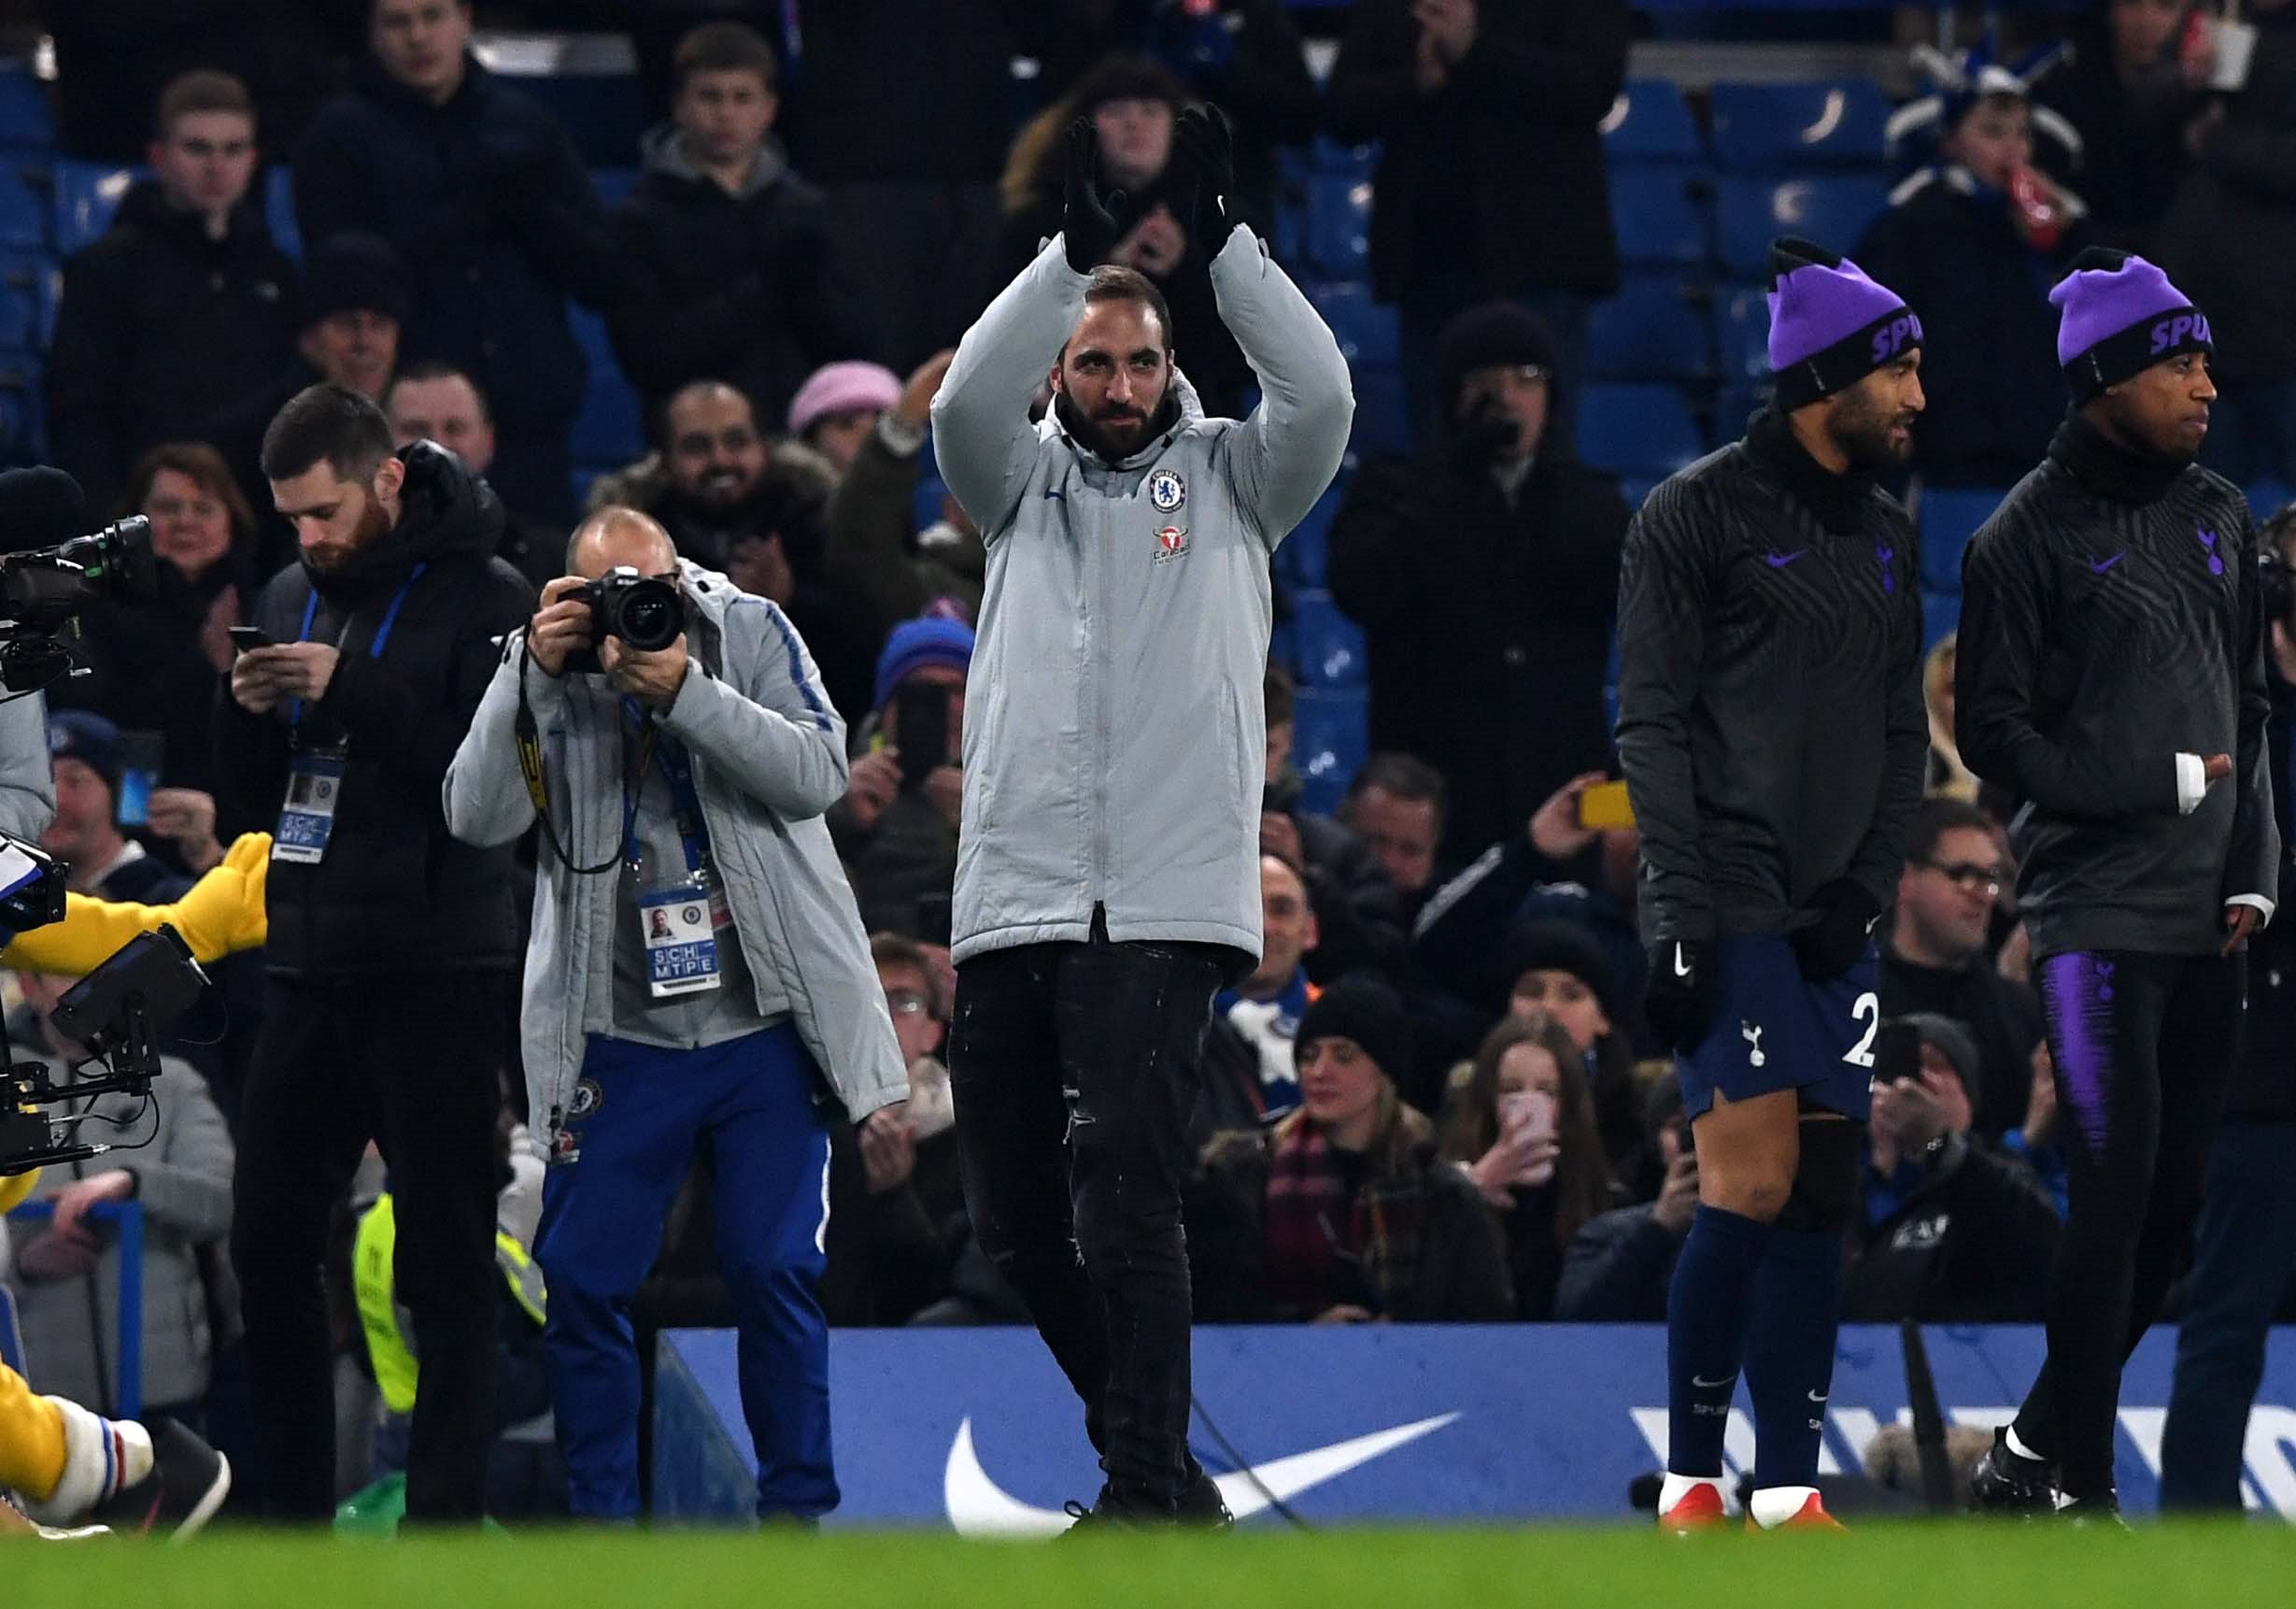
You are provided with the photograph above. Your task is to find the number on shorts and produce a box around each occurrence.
[1844,991,1880,1068]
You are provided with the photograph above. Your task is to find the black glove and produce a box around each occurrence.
[1791,878,1881,981]
[1169,102,1238,250]
[1643,938,1716,1054]
[1060,118,1130,274]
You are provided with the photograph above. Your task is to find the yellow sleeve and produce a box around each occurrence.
[0,1168,37,1214]
[1,891,165,975]
[0,833,270,975]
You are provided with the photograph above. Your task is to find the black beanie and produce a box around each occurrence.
[1436,301,1560,416]
[298,231,411,329]
[1295,974,1412,1087]
[1505,918,1615,1014]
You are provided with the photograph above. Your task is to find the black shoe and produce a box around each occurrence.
[1970,1426,2060,1516]
[1177,1467,1234,1529]
[2059,1491,2130,1530]
[92,1419,230,1541]
[1062,1474,1230,1534]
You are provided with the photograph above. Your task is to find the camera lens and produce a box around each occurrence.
[616,579,683,652]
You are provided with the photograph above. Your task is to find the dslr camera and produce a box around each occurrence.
[565,565,687,675]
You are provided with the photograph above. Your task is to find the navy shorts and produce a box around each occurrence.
[1675,933,1880,1121]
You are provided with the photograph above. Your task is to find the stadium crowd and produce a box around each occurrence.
[0,0,2291,1531]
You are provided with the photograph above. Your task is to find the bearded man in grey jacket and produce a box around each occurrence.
[930,105,1353,1526]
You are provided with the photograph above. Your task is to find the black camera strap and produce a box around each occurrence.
[514,638,648,876]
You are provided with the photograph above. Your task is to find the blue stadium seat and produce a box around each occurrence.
[51,161,136,256]
[1609,167,1706,271]
[1716,380,1771,436]
[1587,279,1710,382]
[0,69,52,151]
[1919,487,2008,593]
[1280,475,1345,590]
[1714,282,1772,384]
[1292,589,1367,688]
[591,166,639,211]
[0,164,46,251]
[1268,612,1296,678]
[2248,478,2293,520]
[0,254,51,350]
[1922,588,1961,651]
[1578,383,1704,477]
[1714,177,1890,279]
[1305,173,1371,277]
[1311,281,1398,368]
[1310,135,1380,178]
[1291,685,1369,816]
[1602,78,1703,164]
[1708,79,1892,172]
[265,165,301,259]
[568,306,642,466]
[1349,364,1410,458]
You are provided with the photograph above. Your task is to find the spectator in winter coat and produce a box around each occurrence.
[829,620,971,942]
[823,351,986,642]
[292,0,620,526]
[47,70,296,513]
[2158,0,2296,488]
[1337,752,1451,917]
[7,984,233,1427]
[1841,1015,2062,1322]
[47,443,260,804]
[1033,0,1319,230]
[1556,1078,1698,1321]
[2034,0,2204,251]
[1189,975,1514,1324]
[999,55,1254,420]
[1858,80,2096,488]
[1328,0,1630,435]
[587,381,878,718]
[1328,303,1628,861]
[1439,1017,1614,1319]
[607,23,868,437]
[40,712,192,903]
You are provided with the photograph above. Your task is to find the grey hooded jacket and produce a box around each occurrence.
[443,562,906,1150]
[932,226,1354,962]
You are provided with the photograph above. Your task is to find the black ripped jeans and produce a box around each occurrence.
[948,925,1238,1507]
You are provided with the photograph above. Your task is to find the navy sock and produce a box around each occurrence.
[1744,1225,1844,1490]
[1665,1204,1774,1476]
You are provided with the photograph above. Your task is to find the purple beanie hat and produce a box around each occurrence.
[2048,248,2211,400]
[1765,237,1921,411]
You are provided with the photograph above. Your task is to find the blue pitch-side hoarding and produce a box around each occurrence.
[651,1324,2296,1530]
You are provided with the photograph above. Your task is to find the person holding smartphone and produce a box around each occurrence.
[1439,1016,1615,1319]
[828,618,972,942]
[1616,238,1928,1533]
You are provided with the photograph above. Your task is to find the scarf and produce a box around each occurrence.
[1261,1099,1438,1318]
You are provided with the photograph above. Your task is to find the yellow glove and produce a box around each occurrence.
[0,832,271,974]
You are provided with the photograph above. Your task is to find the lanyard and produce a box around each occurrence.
[617,699,716,875]
[290,562,428,729]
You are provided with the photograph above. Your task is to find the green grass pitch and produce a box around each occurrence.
[8,1525,2296,1606]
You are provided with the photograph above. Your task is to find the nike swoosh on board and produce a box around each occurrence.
[942,1412,1462,1536]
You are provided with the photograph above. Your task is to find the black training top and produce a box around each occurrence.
[1956,413,2278,960]
[1616,408,1929,946]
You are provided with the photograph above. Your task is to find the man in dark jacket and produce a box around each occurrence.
[47,69,295,513]
[2159,0,2296,489]
[1556,1079,1696,1321]
[2161,498,2296,1509]
[1617,238,1928,1533]
[1857,82,2096,489]
[1879,796,2046,1143]
[216,384,535,1524]
[2034,0,2204,252]
[1328,0,1628,435]
[1842,1015,2062,1323]
[1330,302,1628,862]
[292,0,619,526]
[606,21,865,435]
[1959,249,2277,1520]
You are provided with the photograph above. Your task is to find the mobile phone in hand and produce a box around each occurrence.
[1577,779,1636,831]
[893,681,951,793]
[227,625,276,653]
[115,730,164,827]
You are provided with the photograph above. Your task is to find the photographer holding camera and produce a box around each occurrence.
[444,505,906,1524]
[214,383,535,1526]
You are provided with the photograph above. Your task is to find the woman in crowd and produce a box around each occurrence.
[1486,920,1652,1198]
[1190,975,1513,1324]
[1439,1017,1615,1319]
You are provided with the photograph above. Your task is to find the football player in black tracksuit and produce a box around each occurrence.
[1618,238,1929,1534]
[1959,249,2279,1521]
